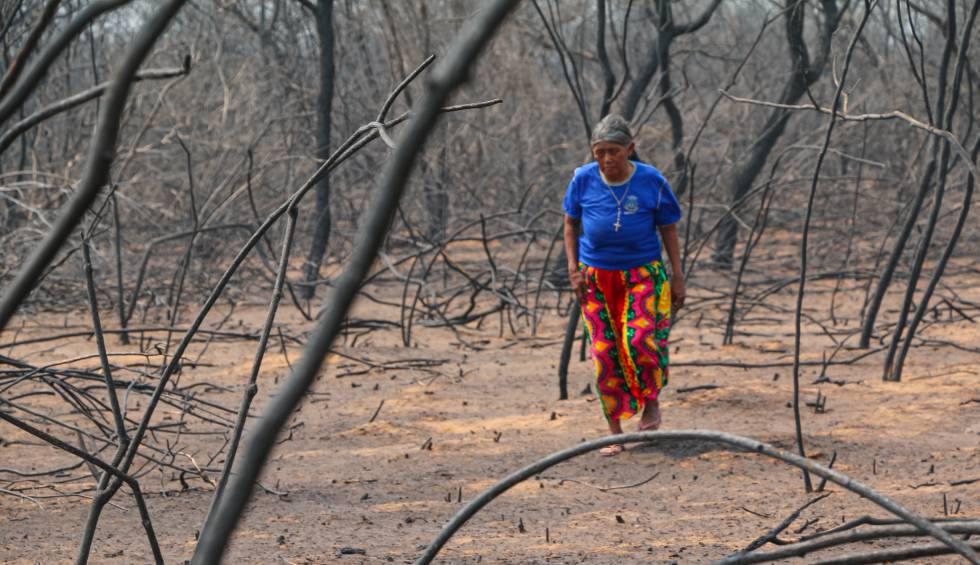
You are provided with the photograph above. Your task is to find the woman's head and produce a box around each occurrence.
[590,114,635,181]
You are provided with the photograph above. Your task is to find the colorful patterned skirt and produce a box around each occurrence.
[579,261,672,422]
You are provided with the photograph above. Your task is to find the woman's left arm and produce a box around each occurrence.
[657,223,686,310]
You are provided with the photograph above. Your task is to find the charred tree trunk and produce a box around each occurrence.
[423,1,450,243]
[881,0,979,378]
[859,0,964,349]
[303,0,335,300]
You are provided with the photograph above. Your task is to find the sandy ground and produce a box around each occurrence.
[1,275,978,564]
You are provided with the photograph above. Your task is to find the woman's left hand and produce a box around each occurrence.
[671,276,686,312]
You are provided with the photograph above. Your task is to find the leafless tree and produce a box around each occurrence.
[713,0,844,269]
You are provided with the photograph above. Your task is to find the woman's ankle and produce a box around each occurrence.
[608,419,623,435]
[643,399,660,416]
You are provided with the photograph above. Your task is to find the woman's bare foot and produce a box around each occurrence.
[599,443,625,457]
[600,419,625,456]
[639,399,662,431]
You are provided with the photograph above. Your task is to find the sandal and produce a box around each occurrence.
[638,411,662,432]
[599,443,625,457]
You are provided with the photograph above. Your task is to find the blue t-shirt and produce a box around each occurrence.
[563,161,682,270]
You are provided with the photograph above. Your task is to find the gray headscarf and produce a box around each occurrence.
[590,114,633,147]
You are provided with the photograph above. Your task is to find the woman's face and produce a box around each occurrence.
[592,140,635,181]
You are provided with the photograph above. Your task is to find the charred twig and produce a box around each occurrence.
[727,493,832,558]
[676,384,721,393]
[368,399,384,424]
[816,451,836,492]
[558,471,660,493]
[201,206,298,530]
[81,239,128,443]
[0,486,43,509]
[723,146,780,344]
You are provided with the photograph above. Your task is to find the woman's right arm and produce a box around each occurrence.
[564,215,586,303]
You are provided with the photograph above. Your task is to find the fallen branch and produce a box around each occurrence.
[676,384,722,393]
[673,347,884,369]
[814,538,980,565]
[726,520,980,564]
[558,471,660,493]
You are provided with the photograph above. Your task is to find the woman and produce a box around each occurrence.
[563,114,686,456]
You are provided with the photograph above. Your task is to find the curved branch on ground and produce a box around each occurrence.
[415,430,980,565]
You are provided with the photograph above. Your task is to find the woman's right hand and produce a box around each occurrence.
[569,267,587,304]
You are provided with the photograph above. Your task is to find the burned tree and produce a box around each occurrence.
[713,0,843,269]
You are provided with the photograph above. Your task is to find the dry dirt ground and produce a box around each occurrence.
[1,275,978,564]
